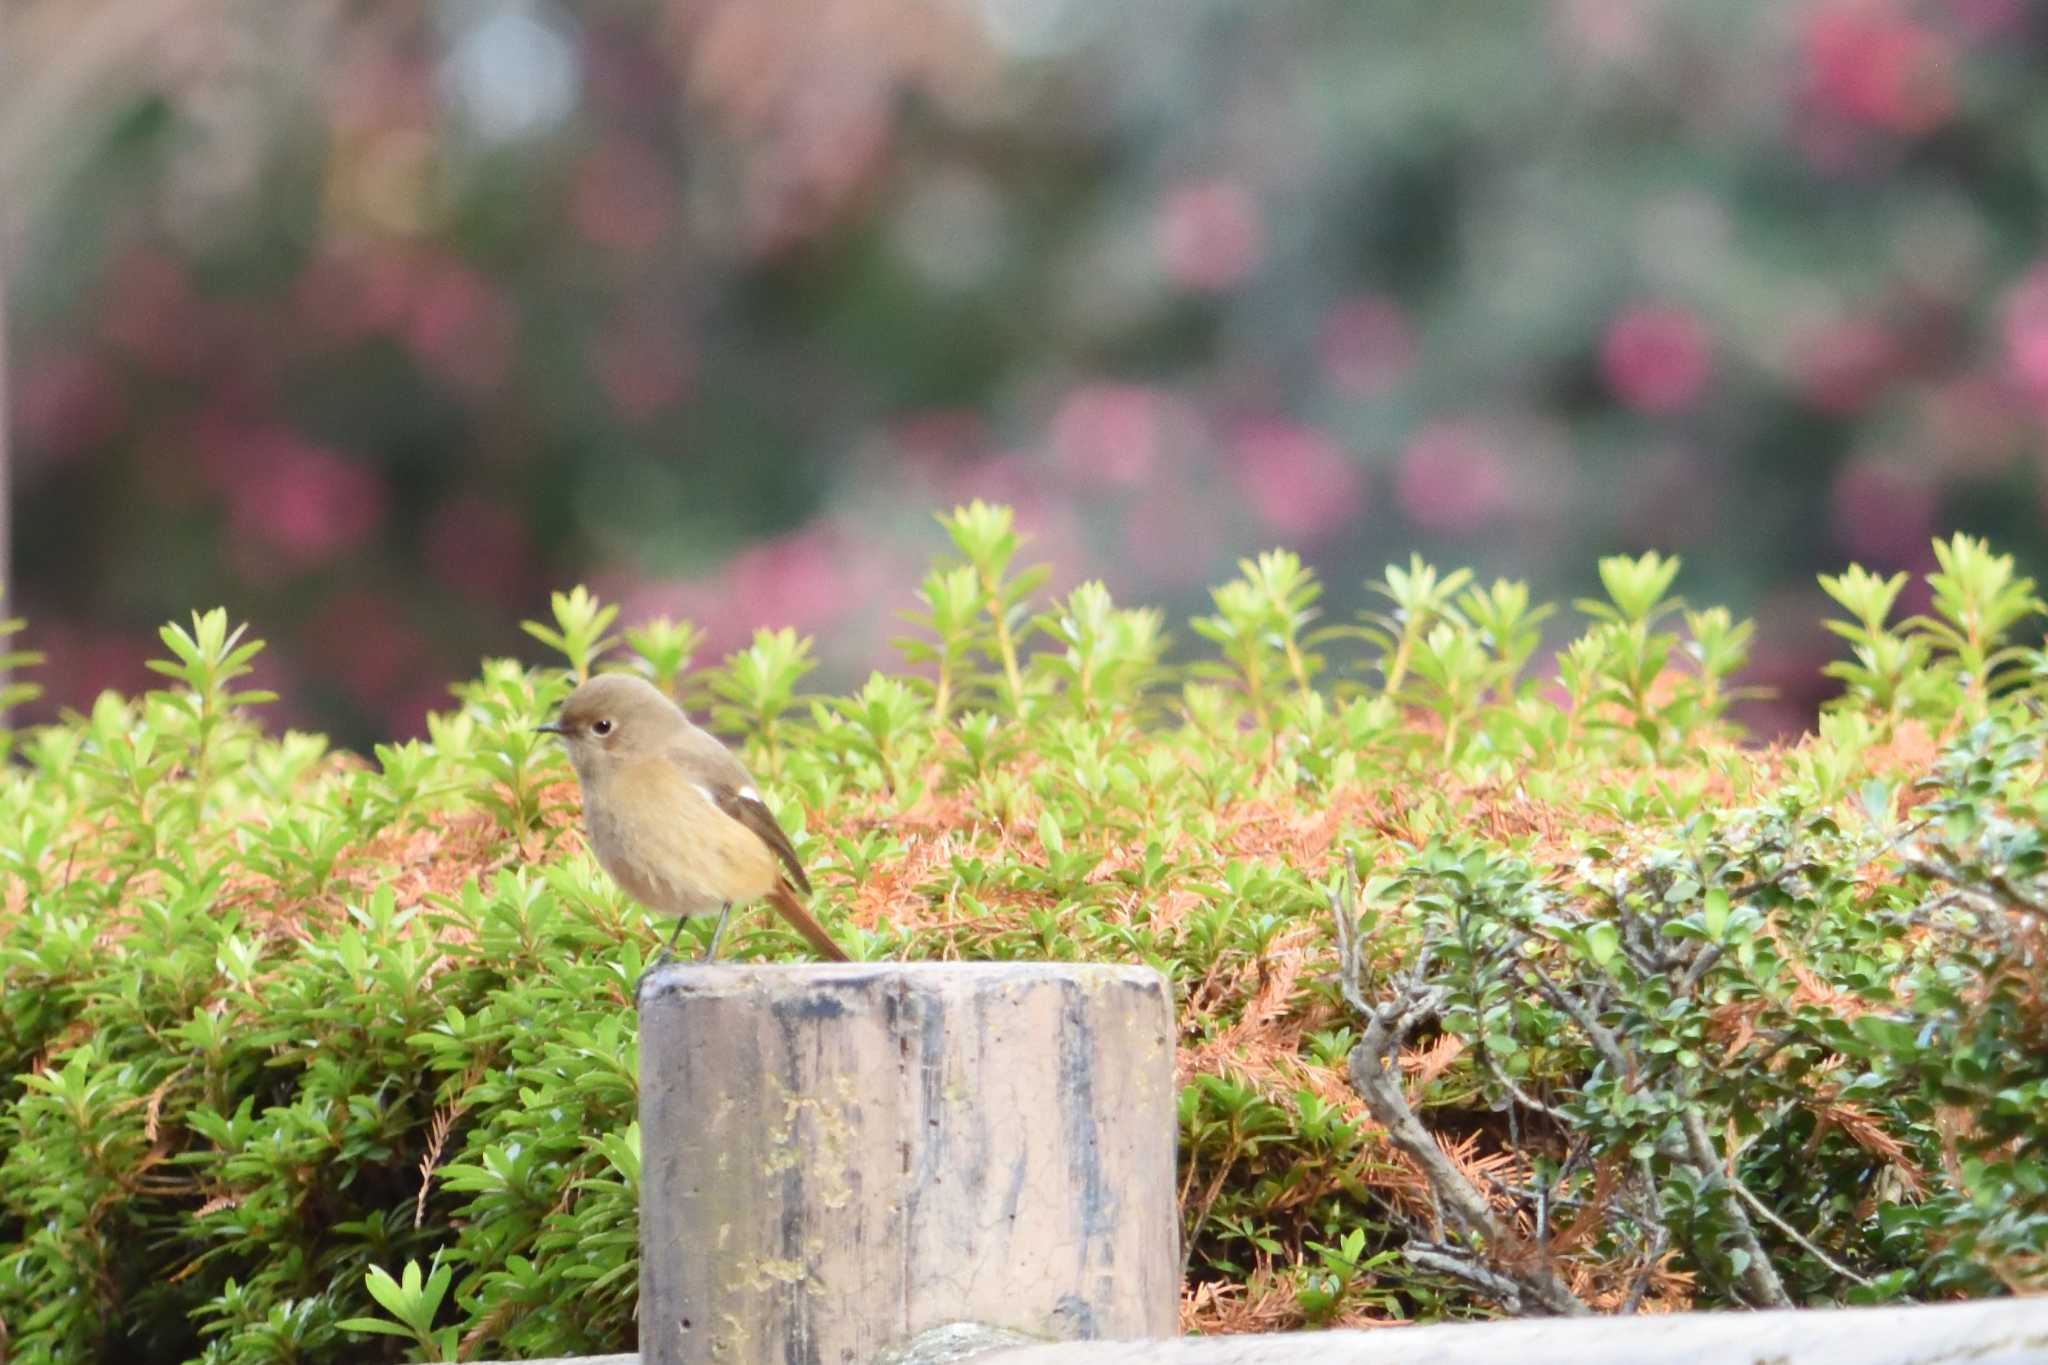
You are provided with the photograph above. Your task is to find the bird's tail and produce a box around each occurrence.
[767,882,851,962]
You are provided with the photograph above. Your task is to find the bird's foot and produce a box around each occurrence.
[634,946,677,1006]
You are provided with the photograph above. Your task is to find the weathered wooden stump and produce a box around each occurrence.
[636,962,1178,1364]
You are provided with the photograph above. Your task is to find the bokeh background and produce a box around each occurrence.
[5,0,2046,746]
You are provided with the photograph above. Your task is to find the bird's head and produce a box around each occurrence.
[537,673,686,781]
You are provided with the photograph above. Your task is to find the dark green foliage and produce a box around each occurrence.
[1,513,2046,1358]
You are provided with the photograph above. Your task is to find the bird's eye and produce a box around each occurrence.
[592,719,614,737]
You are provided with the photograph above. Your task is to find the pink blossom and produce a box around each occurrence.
[1829,457,1937,565]
[1157,180,1265,293]
[1395,420,1514,535]
[572,138,675,253]
[1319,295,1415,398]
[2008,319,2048,400]
[404,259,515,393]
[224,433,387,568]
[612,523,893,666]
[1052,384,1164,486]
[1230,421,1364,541]
[1795,315,1899,414]
[739,86,890,258]
[1801,1,1955,136]
[2001,265,2048,409]
[425,496,533,605]
[723,526,855,637]
[14,350,122,463]
[1601,304,1712,413]
[613,574,735,659]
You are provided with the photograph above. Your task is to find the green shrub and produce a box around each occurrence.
[1,509,2044,1360]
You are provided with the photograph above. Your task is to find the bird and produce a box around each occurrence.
[537,672,850,967]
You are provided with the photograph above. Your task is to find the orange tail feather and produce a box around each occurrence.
[767,883,850,961]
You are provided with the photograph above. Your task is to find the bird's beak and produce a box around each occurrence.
[535,721,566,735]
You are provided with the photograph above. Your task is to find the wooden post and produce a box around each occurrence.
[635,962,1179,1364]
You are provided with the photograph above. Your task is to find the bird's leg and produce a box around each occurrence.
[705,902,733,961]
[636,905,733,1005]
[653,914,690,964]
[635,914,700,1005]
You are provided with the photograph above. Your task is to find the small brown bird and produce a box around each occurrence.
[538,673,849,965]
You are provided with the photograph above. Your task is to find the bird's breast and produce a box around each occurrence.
[583,760,779,914]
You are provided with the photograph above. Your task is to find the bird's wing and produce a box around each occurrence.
[708,783,812,896]
[671,727,814,896]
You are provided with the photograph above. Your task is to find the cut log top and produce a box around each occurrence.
[634,958,1172,1002]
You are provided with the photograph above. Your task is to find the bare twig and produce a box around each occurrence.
[1328,870,1375,1019]
[1480,1051,1573,1124]
[1334,870,1590,1319]
[1678,941,1724,994]
[1679,1106,1792,1308]
[1902,849,2048,925]
[1727,1098,1800,1166]
[1526,962,1631,1078]
[1619,1215,1670,1315]
[1729,1173,1875,1290]
[1402,1244,1535,1312]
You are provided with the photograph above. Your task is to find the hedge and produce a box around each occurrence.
[1,503,2043,1362]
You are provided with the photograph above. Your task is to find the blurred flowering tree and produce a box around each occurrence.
[5,0,2047,742]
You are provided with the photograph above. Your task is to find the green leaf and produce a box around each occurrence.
[1702,888,1729,939]
[337,1318,418,1338]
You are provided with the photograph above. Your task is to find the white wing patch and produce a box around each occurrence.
[738,785,761,803]
[691,782,720,807]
